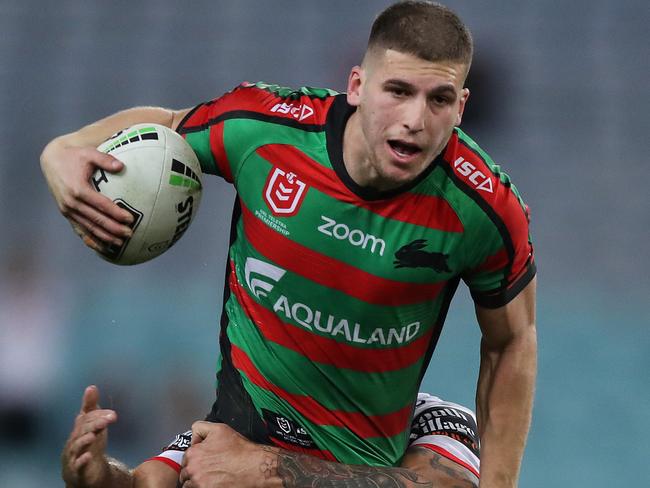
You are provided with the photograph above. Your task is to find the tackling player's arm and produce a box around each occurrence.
[40,107,190,252]
[247,444,478,487]
[178,421,478,487]
[474,277,537,488]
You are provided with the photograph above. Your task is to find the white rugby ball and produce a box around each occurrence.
[92,123,202,265]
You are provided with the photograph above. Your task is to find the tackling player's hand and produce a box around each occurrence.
[40,141,134,252]
[61,385,117,488]
[179,422,269,488]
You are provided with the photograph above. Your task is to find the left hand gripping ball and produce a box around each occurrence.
[92,123,203,265]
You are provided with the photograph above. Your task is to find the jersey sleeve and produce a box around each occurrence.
[445,130,535,308]
[408,393,480,479]
[175,82,337,185]
[461,174,535,309]
[175,83,262,183]
[146,430,192,473]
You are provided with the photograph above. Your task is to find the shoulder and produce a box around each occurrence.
[435,129,535,306]
[437,128,530,222]
[435,128,532,257]
[178,81,340,132]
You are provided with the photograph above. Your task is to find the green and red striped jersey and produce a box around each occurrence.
[176,82,535,466]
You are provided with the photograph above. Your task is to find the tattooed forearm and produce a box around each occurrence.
[260,446,433,488]
[401,448,478,488]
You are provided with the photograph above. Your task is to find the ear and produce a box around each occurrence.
[346,65,363,107]
[456,88,470,126]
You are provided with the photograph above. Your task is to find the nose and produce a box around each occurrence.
[402,97,427,133]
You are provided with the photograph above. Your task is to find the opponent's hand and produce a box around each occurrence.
[179,422,269,488]
[61,385,118,488]
[40,141,134,252]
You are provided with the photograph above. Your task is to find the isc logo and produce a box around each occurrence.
[453,157,493,193]
[317,216,385,256]
[270,102,314,121]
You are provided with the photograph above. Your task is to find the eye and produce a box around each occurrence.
[431,95,450,106]
[387,86,408,97]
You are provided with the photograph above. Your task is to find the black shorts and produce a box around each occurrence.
[204,340,271,445]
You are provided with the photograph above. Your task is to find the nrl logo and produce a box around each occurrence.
[264,167,308,217]
[277,417,292,434]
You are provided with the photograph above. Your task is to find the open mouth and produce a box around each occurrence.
[388,140,422,159]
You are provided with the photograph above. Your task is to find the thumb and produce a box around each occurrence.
[80,385,100,414]
[83,147,124,173]
[190,421,215,446]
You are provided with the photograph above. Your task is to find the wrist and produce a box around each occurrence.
[254,445,284,488]
[63,455,111,488]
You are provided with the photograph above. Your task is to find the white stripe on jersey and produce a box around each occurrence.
[408,393,480,477]
[410,435,480,478]
[151,450,184,468]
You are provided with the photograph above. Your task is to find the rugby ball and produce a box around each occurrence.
[92,123,202,265]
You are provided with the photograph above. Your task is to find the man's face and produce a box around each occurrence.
[346,49,469,190]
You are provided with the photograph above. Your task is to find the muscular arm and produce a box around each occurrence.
[474,277,537,487]
[63,457,132,488]
[40,106,190,250]
[180,422,478,488]
[259,445,478,488]
[43,106,188,150]
[62,456,179,488]
[257,445,431,488]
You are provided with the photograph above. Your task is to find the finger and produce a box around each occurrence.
[70,431,98,457]
[81,385,100,414]
[72,409,117,440]
[73,200,133,239]
[82,233,108,254]
[81,147,125,173]
[73,451,93,471]
[80,188,135,225]
[69,209,124,247]
[179,467,190,484]
[190,421,213,445]
[78,410,117,430]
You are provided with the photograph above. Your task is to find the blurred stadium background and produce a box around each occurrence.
[0,0,648,485]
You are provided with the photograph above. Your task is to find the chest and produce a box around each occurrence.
[234,144,464,284]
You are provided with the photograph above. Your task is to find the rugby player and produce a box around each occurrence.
[62,385,480,487]
[42,2,537,486]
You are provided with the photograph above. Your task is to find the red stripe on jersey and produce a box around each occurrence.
[210,121,233,182]
[473,247,509,274]
[417,443,480,479]
[256,145,463,233]
[147,456,181,474]
[269,437,337,462]
[241,202,446,306]
[229,260,434,373]
[183,84,335,129]
[231,344,412,439]
[444,133,533,283]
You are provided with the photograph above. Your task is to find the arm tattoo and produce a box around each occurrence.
[260,447,433,488]
[421,449,478,488]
